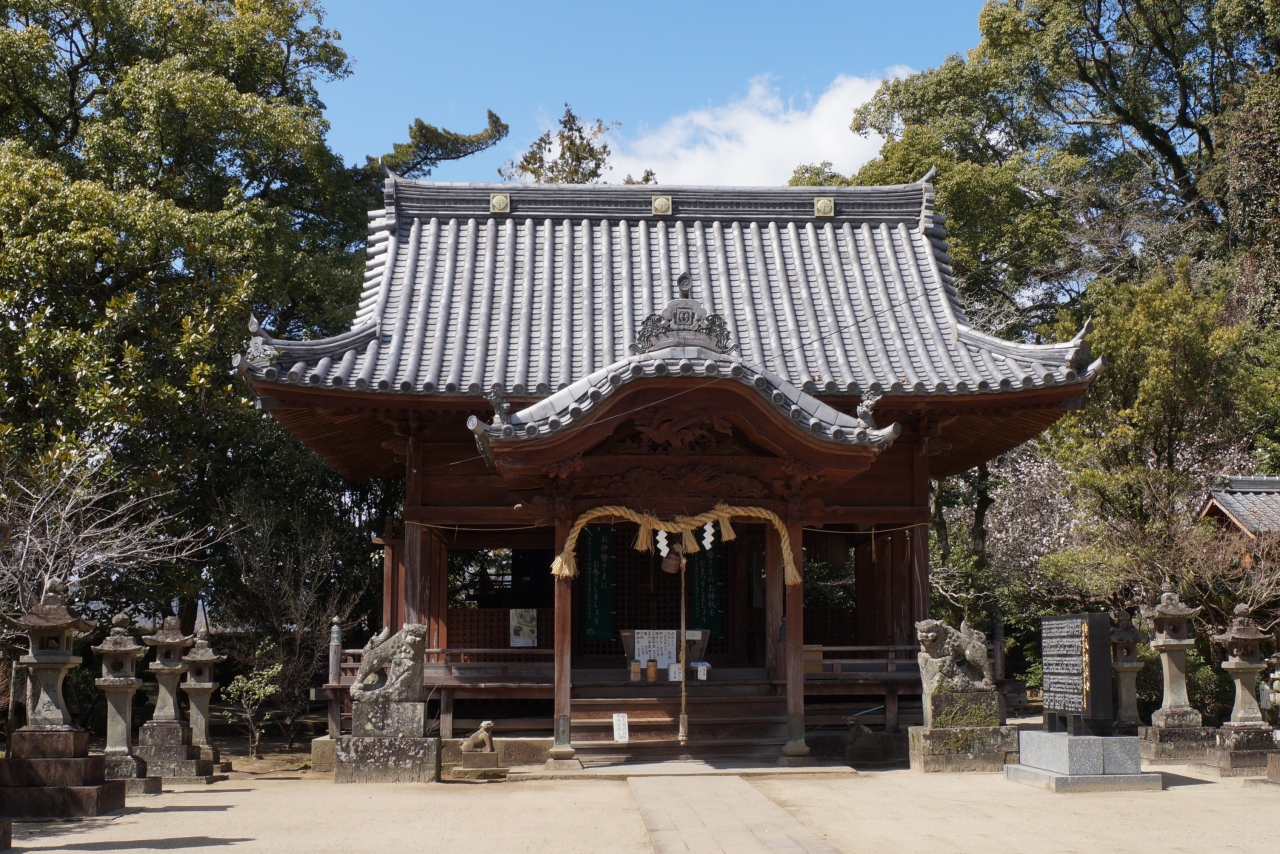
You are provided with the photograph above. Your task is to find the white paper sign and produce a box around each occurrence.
[509,609,537,647]
[612,713,629,743]
[633,630,677,670]
[668,663,683,681]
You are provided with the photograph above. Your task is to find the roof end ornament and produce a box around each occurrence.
[629,272,740,355]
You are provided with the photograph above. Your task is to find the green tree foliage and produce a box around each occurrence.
[500,104,655,184]
[0,1,502,634]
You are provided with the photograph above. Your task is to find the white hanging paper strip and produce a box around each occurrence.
[702,522,715,550]
[655,530,669,557]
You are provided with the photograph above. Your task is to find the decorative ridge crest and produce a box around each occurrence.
[630,273,739,355]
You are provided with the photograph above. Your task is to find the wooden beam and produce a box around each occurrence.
[404,506,540,525]
[816,506,930,524]
[782,521,809,757]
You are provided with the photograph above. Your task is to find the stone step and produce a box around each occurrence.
[0,782,126,819]
[7,729,89,759]
[161,775,229,786]
[0,756,105,788]
[571,737,787,765]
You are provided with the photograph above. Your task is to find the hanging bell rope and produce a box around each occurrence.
[550,503,801,586]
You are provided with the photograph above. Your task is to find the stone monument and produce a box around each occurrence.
[452,720,509,780]
[1110,611,1144,736]
[92,613,160,794]
[1004,612,1162,793]
[1191,605,1277,777]
[907,619,1018,772]
[133,617,224,784]
[335,624,440,783]
[0,591,125,817]
[182,629,231,775]
[1138,587,1217,762]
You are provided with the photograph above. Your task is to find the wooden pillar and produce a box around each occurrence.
[440,689,454,740]
[854,536,874,646]
[550,520,576,761]
[403,524,423,627]
[782,522,809,757]
[910,524,930,624]
[875,531,893,646]
[890,529,911,645]
[764,526,785,677]
[424,529,449,652]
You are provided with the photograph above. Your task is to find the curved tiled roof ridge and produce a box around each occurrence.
[236,178,1100,400]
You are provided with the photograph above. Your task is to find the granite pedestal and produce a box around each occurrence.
[1189,725,1278,777]
[1138,721,1218,762]
[335,736,441,783]
[909,691,1016,772]
[0,729,126,818]
[1004,731,1163,792]
[1242,753,1280,789]
[133,721,226,785]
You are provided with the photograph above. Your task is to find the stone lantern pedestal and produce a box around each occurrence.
[134,617,223,785]
[1138,589,1216,762]
[182,629,231,774]
[92,613,160,795]
[1191,605,1277,778]
[0,592,125,818]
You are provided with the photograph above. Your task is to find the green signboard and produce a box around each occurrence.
[583,527,614,642]
[689,540,722,639]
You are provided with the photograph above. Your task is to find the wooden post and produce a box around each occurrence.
[403,523,423,626]
[910,524,930,624]
[782,521,810,758]
[549,520,576,762]
[440,688,454,740]
[764,526,784,677]
[891,529,911,645]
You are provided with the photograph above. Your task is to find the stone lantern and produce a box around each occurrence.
[1149,587,1202,728]
[1111,610,1143,735]
[1195,604,1277,777]
[91,613,160,794]
[8,589,94,729]
[181,628,226,766]
[0,591,125,817]
[1138,586,1217,762]
[133,616,223,783]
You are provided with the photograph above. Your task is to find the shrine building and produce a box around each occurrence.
[236,176,1100,762]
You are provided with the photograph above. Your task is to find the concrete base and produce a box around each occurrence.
[1018,731,1143,776]
[335,736,440,784]
[1138,725,1218,763]
[0,728,126,819]
[908,725,1019,772]
[544,758,584,770]
[162,775,229,785]
[450,766,509,780]
[1004,763,1164,792]
[123,777,163,795]
[440,737,553,774]
[311,736,336,773]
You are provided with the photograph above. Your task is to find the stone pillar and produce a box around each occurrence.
[1138,587,1217,762]
[92,613,160,794]
[1193,604,1277,777]
[182,628,227,769]
[0,591,124,817]
[1110,610,1143,735]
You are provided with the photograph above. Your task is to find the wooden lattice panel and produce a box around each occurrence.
[447,607,552,662]
[803,607,858,647]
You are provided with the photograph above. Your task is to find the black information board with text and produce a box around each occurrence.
[1041,612,1113,719]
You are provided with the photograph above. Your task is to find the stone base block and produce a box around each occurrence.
[161,775,228,786]
[311,736,336,773]
[923,692,1001,729]
[450,766,509,781]
[0,757,105,788]
[137,721,190,747]
[461,752,499,769]
[0,782,126,818]
[103,754,147,781]
[1271,752,1280,783]
[1019,732,1143,776]
[1004,763,1164,793]
[440,737,553,772]
[335,737,440,784]
[776,755,818,767]
[8,728,89,759]
[123,777,163,795]
[1190,726,1277,777]
[544,758,584,770]
[1138,725,1218,763]
[141,758,213,779]
[1151,707,1203,728]
[1242,777,1280,789]
[352,701,426,738]
[908,725,1018,773]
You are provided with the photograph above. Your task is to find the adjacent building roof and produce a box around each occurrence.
[236,178,1099,405]
[1201,477,1280,536]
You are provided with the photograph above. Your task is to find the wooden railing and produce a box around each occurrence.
[803,644,921,678]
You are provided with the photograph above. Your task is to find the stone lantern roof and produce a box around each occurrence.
[1152,588,1200,620]
[1111,611,1142,644]
[1211,604,1270,646]
[6,591,95,634]
[92,613,144,656]
[142,616,194,649]
[183,629,225,666]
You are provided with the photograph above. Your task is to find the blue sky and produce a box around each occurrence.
[315,1,986,185]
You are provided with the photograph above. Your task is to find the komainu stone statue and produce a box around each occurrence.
[909,618,1015,773]
[460,720,495,754]
[350,624,428,703]
[915,619,995,695]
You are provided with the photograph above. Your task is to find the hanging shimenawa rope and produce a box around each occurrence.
[550,503,801,586]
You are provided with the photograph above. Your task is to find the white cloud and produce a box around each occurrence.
[606,72,905,186]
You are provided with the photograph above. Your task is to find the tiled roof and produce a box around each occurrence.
[236,178,1099,402]
[1204,477,1280,535]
